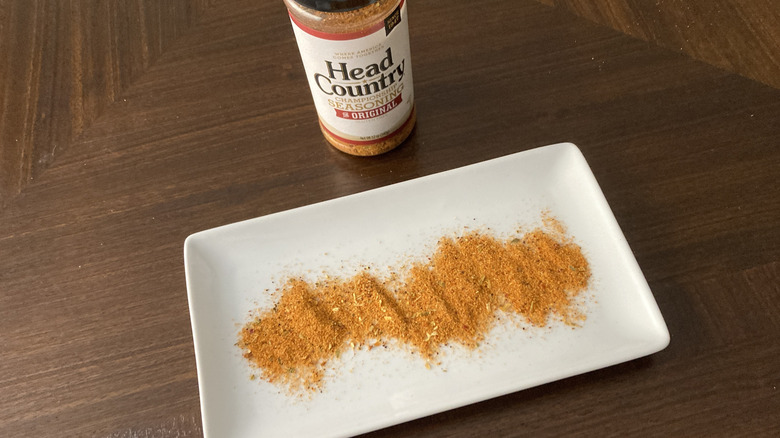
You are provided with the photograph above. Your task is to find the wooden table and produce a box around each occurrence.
[2,1,778,436]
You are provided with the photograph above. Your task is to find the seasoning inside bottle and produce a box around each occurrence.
[283,0,416,156]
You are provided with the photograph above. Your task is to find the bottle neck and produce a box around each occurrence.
[292,0,381,13]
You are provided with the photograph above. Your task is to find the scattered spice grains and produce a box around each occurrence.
[238,214,591,393]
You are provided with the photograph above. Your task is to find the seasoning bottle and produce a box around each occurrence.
[283,0,416,156]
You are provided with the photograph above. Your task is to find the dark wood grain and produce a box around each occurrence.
[2,0,778,208]
[1,0,778,436]
[536,0,780,89]
[0,0,211,207]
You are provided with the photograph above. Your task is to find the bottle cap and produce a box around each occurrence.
[293,0,380,12]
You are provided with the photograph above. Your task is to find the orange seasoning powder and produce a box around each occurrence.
[238,215,591,393]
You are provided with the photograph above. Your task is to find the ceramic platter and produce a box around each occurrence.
[184,143,669,437]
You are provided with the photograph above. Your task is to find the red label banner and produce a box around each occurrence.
[335,94,403,120]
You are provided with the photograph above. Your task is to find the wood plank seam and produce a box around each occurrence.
[0,0,213,209]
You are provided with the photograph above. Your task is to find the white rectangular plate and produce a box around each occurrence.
[184,142,669,438]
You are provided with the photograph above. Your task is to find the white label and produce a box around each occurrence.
[290,1,414,143]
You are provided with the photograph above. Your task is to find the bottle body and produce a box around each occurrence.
[284,0,416,156]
